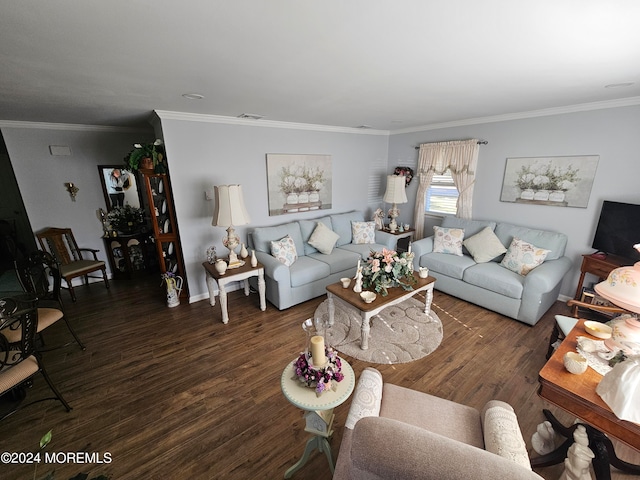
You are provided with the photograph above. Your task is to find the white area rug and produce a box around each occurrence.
[314,296,443,364]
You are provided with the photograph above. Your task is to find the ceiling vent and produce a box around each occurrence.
[237,113,264,120]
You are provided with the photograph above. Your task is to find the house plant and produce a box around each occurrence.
[361,248,416,296]
[107,205,146,234]
[124,139,167,173]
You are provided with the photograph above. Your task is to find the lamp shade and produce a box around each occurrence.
[594,261,640,314]
[212,185,250,227]
[383,175,407,204]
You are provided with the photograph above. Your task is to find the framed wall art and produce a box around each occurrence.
[266,154,332,216]
[500,155,599,208]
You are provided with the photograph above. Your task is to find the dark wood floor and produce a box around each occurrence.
[1,273,638,479]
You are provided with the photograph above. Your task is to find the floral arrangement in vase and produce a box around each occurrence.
[362,248,416,296]
[293,346,344,395]
[107,205,146,234]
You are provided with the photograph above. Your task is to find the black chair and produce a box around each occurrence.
[11,251,85,350]
[0,296,72,420]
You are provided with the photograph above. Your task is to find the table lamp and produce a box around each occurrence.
[212,184,250,268]
[383,175,407,233]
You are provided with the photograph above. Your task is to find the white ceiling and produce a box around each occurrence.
[1,1,640,131]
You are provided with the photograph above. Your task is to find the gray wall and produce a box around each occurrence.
[388,105,640,298]
[156,116,389,301]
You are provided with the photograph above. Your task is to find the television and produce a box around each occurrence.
[591,200,640,262]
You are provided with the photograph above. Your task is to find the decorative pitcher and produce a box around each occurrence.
[164,275,183,308]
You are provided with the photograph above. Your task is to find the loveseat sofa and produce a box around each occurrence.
[411,217,572,325]
[247,211,396,310]
[334,367,543,480]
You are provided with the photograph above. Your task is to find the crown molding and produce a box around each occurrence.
[154,110,390,135]
[390,96,640,135]
[0,120,149,133]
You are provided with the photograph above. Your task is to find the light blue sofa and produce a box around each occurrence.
[248,211,396,310]
[411,217,572,325]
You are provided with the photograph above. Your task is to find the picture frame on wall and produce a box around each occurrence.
[500,155,599,208]
[266,154,332,216]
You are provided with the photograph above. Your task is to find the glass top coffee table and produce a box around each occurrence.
[326,272,435,350]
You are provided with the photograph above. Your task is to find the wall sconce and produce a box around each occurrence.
[65,182,79,201]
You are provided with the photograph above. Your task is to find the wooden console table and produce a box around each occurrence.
[534,318,640,479]
[574,253,628,300]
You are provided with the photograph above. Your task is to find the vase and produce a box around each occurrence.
[286,193,298,204]
[298,191,309,203]
[520,189,535,200]
[309,191,320,203]
[240,243,249,259]
[250,249,258,267]
[533,190,550,201]
[549,190,566,202]
[165,275,183,308]
[214,259,227,275]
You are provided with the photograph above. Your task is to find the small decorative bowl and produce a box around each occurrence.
[584,321,612,339]
[360,291,376,304]
[563,351,588,375]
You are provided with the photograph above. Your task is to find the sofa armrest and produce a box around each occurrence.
[410,236,434,269]
[253,251,290,283]
[523,256,573,293]
[348,417,543,480]
[373,231,397,250]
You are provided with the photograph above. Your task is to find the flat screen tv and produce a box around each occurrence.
[591,200,640,262]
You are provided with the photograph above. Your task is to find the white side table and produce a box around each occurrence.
[202,260,266,324]
[281,357,355,478]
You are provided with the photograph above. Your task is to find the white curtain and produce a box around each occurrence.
[412,139,480,240]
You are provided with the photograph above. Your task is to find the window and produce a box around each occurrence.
[425,170,458,215]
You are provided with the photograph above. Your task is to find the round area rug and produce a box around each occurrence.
[313,296,443,364]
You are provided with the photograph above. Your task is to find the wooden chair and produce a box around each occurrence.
[11,251,85,350]
[0,296,72,420]
[36,227,109,302]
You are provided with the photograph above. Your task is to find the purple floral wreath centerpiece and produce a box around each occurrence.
[294,346,344,396]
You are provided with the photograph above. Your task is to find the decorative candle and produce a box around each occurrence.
[408,243,411,254]
[310,335,326,367]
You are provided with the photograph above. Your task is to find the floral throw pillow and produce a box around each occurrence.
[500,237,550,275]
[352,221,376,245]
[432,226,464,256]
[270,235,298,266]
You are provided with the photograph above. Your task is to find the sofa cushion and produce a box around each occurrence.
[494,223,566,260]
[433,226,464,256]
[441,217,497,238]
[339,243,387,260]
[270,235,298,266]
[309,249,360,274]
[352,221,376,244]
[463,226,508,263]
[252,222,305,257]
[463,262,524,299]
[289,256,331,287]
[331,211,365,247]
[423,252,476,279]
[307,221,340,254]
[299,216,333,255]
[379,383,484,448]
[500,238,551,276]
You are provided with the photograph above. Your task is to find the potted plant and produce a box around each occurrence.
[124,139,167,173]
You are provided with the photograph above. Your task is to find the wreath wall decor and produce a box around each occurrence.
[393,166,414,186]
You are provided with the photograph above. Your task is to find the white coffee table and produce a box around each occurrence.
[326,272,435,350]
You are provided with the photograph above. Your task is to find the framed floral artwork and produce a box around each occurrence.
[266,154,332,216]
[500,155,599,208]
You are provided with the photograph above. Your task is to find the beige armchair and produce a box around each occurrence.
[333,367,542,480]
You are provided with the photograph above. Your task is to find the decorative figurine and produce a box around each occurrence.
[559,425,594,480]
[353,259,363,293]
[373,208,385,231]
[532,421,559,455]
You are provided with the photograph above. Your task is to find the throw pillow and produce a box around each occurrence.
[308,221,340,255]
[462,226,507,263]
[270,235,297,266]
[351,221,376,245]
[432,226,464,256]
[500,237,550,275]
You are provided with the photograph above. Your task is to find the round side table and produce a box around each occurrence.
[281,357,355,478]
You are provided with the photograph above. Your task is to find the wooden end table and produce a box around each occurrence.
[326,272,435,350]
[281,357,355,478]
[534,318,640,479]
[202,260,266,324]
